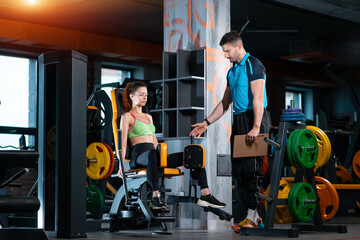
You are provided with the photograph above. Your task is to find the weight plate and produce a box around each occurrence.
[352,150,360,178]
[294,129,318,168]
[335,165,353,183]
[265,180,293,224]
[306,126,332,169]
[283,108,302,114]
[288,182,316,222]
[86,185,104,219]
[287,129,302,168]
[315,176,339,221]
[102,143,115,179]
[287,130,297,168]
[86,142,111,180]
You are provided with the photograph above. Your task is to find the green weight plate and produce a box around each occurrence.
[287,130,302,168]
[288,182,317,222]
[86,185,104,219]
[287,130,297,167]
[290,130,302,168]
[291,129,304,168]
[294,129,318,169]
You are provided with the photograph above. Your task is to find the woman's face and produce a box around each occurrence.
[130,86,148,107]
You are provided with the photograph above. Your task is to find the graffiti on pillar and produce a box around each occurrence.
[164,0,214,52]
[206,47,232,144]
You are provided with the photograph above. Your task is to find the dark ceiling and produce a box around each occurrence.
[0,0,359,69]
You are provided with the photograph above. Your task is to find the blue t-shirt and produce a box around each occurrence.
[226,52,267,115]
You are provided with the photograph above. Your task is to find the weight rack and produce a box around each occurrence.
[240,119,347,238]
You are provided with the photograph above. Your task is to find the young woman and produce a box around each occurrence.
[118,81,226,210]
[117,81,166,210]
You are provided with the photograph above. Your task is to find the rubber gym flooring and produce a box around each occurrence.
[50,217,360,240]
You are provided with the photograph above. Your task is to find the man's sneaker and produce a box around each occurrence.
[150,196,169,210]
[257,218,264,228]
[196,194,226,208]
[231,218,257,233]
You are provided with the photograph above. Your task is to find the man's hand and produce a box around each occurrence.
[246,127,260,142]
[190,121,208,138]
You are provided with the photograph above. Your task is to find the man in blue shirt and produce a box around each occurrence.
[190,31,271,230]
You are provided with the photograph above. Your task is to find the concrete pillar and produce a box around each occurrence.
[164,0,232,230]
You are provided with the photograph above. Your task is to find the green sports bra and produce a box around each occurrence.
[128,112,155,138]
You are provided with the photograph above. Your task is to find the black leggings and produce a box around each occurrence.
[130,143,160,191]
[231,109,271,210]
[130,143,209,191]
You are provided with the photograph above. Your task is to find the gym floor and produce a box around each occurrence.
[49,217,360,240]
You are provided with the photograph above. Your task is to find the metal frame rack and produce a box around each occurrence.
[240,120,347,238]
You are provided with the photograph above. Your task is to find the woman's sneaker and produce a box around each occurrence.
[196,194,226,208]
[150,196,169,210]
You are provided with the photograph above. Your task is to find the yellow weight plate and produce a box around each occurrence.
[86,142,111,180]
[306,126,331,168]
[265,180,293,224]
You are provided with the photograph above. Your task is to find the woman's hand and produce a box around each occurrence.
[117,169,127,178]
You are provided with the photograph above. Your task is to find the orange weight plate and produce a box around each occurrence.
[352,150,360,178]
[336,165,353,183]
[315,176,339,221]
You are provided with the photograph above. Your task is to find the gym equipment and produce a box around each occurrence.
[0,151,49,240]
[323,66,360,173]
[287,129,318,169]
[315,176,339,221]
[335,165,353,184]
[261,155,269,176]
[183,143,206,169]
[109,89,232,234]
[306,126,332,169]
[86,185,105,219]
[39,50,88,238]
[46,125,56,161]
[288,182,317,222]
[280,106,305,122]
[184,136,232,221]
[102,143,115,179]
[86,142,111,180]
[265,180,293,224]
[283,108,302,115]
[352,150,360,178]
[241,104,347,237]
[281,176,339,221]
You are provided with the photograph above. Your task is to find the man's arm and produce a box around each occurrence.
[247,79,265,141]
[190,87,232,138]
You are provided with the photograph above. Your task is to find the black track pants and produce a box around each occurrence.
[130,143,160,191]
[231,109,271,210]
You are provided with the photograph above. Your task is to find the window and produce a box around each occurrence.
[101,67,131,98]
[285,87,314,122]
[285,90,302,109]
[0,55,37,149]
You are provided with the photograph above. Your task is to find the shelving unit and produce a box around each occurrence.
[150,49,206,139]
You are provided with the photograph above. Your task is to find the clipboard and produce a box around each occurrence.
[233,133,269,158]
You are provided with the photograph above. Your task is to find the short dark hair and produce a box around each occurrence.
[219,31,243,47]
